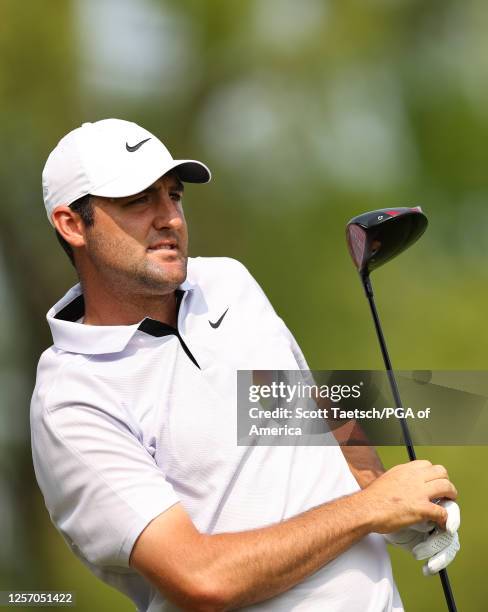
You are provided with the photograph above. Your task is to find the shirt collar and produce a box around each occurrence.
[47,279,194,355]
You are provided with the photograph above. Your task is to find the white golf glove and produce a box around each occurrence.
[384,499,460,576]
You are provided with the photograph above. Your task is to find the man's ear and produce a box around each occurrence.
[52,206,86,248]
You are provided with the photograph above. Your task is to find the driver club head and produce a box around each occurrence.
[346,206,428,276]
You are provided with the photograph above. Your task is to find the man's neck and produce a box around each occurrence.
[81,280,179,328]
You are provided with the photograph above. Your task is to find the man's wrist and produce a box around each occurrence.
[351,488,380,535]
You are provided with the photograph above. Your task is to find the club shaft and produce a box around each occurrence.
[363,276,416,460]
[362,274,457,612]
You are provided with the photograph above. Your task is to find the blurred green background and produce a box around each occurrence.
[1,0,486,610]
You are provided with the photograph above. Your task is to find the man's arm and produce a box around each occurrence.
[130,460,456,612]
[314,395,385,487]
[328,417,385,487]
[340,443,385,487]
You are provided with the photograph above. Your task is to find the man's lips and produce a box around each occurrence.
[147,239,178,252]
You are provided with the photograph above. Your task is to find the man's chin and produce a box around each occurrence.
[141,259,187,290]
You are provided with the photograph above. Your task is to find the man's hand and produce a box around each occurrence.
[384,499,461,575]
[130,459,459,610]
[360,460,458,533]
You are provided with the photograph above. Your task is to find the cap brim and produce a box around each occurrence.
[172,159,211,183]
[90,158,211,199]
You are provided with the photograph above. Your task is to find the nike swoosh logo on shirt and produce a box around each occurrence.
[126,138,151,152]
[209,308,229,329]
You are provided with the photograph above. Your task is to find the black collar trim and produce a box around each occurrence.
[54,290,185,325]
[53,289,200,368]
[55,294,85,322]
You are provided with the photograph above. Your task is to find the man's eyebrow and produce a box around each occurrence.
[114,179,184,202]
[171,179,184,192]
[146,179,184,193]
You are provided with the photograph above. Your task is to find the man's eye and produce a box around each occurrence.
[128,195,149,206]
[170,192,182,202]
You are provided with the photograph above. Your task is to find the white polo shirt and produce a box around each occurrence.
[31,256,402,611]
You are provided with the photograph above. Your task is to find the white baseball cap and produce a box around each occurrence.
[42,118,211,226]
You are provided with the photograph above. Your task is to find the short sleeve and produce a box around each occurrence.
[31,366,180,569]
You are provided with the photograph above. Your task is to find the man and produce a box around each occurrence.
[31,119,460,611]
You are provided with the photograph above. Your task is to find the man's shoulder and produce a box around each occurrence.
[31,347,97,418]
[31,346,134,443]
[34,345,84,386]
[185,257,274,326]
[186,256,258,292]
[187,256,251,280]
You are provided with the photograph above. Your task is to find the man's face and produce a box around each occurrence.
[81,171,188,294]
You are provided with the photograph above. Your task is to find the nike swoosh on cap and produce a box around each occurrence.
[209,308,229,329]
[126,138,151,152]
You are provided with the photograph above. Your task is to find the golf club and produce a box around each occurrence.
[346,206,457,612]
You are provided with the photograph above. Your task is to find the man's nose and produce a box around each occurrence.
[152,193,183,230]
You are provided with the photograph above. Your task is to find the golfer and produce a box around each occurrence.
[31,119,460,611]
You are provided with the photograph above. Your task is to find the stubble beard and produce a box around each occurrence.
[128,254,187,293]
[86,231,188,297]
